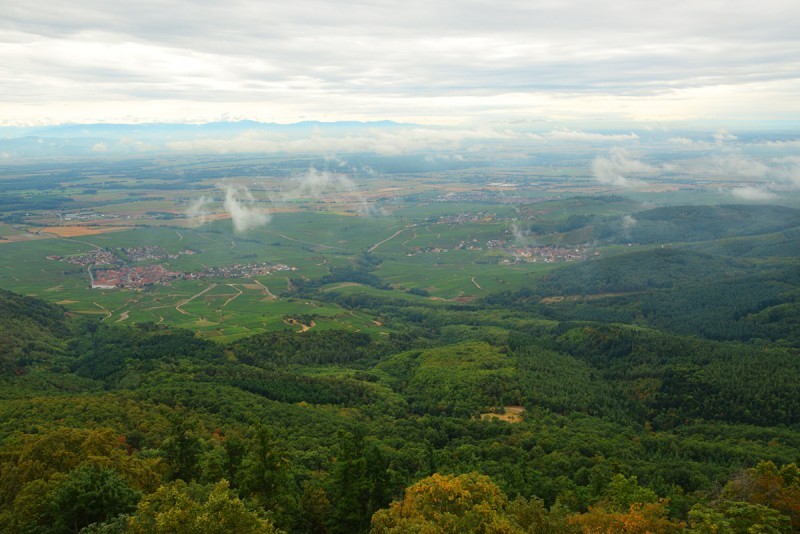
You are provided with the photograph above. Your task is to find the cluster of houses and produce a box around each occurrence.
[48,246,197,268]
[91,264,180,289]
[48,247,292,290]
[119,246,197,262]
[503,245,598,263]
[90,262,295,289]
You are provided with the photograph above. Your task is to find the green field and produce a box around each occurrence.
[2,154,800,338]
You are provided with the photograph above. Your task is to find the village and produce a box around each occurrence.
[501,244,598,263]
[47,247,294,289]
[405,236,596,263]
[47,246,198,268]
[89,262,295,289]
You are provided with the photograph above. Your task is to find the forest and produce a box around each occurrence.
[1,197,800,533]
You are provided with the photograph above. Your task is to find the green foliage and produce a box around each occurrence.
[0,288,71,375]
[127,479,279,533]
[232,330,378,366]
[621,205,800,245]
[44,464,141,534]
[537,248,748,297]
[370,472,516,533]
[328,430,393,534]
[72,323,224,382]
[2,192,800,534]
[0,427,161,533]
[379,342,521,416]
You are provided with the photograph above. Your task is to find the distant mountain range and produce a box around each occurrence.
[0,120,413,158]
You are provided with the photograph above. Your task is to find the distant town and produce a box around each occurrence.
[47,246,295,289]
[48,246,197,268]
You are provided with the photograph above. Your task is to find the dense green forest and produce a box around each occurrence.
[2,204,800,533]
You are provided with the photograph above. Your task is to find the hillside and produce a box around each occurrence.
[2,282,800,532]
[536,248,750,296]
[623,204,800,244]
[0,288,72,376]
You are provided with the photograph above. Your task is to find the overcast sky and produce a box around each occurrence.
[2,0,799,126]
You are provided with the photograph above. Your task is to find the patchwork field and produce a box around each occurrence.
[3,153,798,338]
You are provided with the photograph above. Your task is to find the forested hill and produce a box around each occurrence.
[536,248,749,296]
[2,283,800,532]
[0,288,72,375]
[484,246,800,345]
[623,204,800,244]
[530,204,800,252]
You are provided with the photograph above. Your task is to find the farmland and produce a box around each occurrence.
[1,152,799,341]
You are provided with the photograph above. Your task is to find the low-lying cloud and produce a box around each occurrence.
[186,195,212,227]
[222,184,270,232]
[729,186,777,201]
[545,129,639,142]
[185,165,379,232]
[277,167,381,216]
[166,127,518,157]
[591,147,657,187]
[712,153,770,179]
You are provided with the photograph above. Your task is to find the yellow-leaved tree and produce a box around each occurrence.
[371,472,523,533]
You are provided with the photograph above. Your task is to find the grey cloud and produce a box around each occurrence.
[3,0,800,124]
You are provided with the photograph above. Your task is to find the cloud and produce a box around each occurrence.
[772,156,800,186]
[712,153,770,178]
[713,129,737,144]
[90,142,108,152]
[591,147,657,187]
[683,153,800,188]
[221,184,270,232]
[545,129,639,142]
[667,137,697,146]
[185,166,381,227]
[510,223,530,243]
[185,196,212,227]
[3,1,800,125]
[277,167,382,216]
[166,127,518,156]
[667,136,715,149]
[729,186,777,201]
[289,167,354,199]
[759,139,800,149]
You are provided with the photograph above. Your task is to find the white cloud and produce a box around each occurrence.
[221,184,270,232]
[713,129,737,144]
[667,136,715,149]
[591,147,657,187]
[772,156,800,186]
[729,186,777,201]
[545,129,638,142]
[759,139,800,149]
[186,196,212,227]
[712,153,770,178]
[166,127,518,156]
